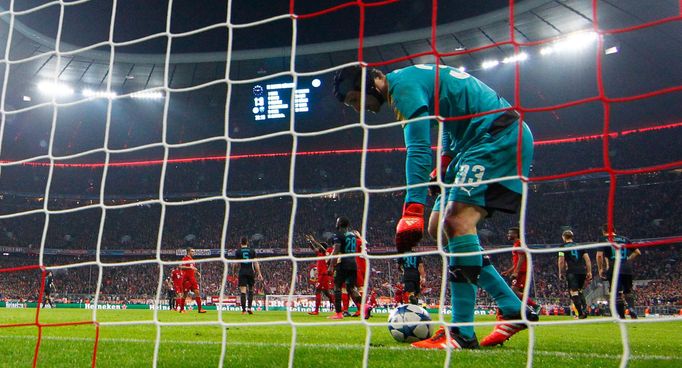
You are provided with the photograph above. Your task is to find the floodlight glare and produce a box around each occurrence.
[481,60,500,69]
[37,81,74,96]
[130,91,164,99]
[83,89,117,98]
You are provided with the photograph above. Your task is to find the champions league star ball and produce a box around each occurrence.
[387,304,433,343]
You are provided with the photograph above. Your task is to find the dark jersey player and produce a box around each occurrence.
[328,217,363,320]
[305,234,334,315]
[596,225,641,319]
[234,237,263,315]
[557,230,592,319]
[42,271,55,308]
[397,254,425,305]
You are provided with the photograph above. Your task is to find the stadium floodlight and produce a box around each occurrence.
[481,60,500,69]
[311,78,322,88]
[457,66,466,72]
[22,95,31,102]
[37,81,74,97]
[541,31,598,56]
[502,52,528,64]
[130,90,164,99]
[83,89,117,98]
[605,46,619,55]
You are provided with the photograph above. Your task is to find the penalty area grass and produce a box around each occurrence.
[0,309,680,368]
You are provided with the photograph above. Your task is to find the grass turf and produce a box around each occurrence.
[0,309,680,368]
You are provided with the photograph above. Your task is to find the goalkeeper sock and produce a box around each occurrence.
[448,235,482,340]
[478,262,523,318]
[314,293,321,312]
[240,293,247,311]
[342,293,350,312]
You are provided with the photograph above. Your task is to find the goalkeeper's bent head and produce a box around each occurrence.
[333,65,387,113]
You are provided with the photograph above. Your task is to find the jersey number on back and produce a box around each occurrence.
[344,237,357,254]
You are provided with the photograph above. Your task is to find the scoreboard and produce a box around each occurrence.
[251,78,321,121]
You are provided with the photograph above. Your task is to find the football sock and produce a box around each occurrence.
[616,299,626,319]
[342,293,350,312]
[570,294,583,315]
[579,292,588,315]
[314,293,321,312]
[247,288,254,310]
[175,298,183,311]
[240,293,247,311]
[479,263,523,317]
[624,295,637,318]
[448,235,482,340]
[195,296,202,310]
[334,290,343,313]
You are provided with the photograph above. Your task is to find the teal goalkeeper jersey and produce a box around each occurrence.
[386,64,519,205]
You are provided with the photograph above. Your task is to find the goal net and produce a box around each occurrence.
[0,0,681,367]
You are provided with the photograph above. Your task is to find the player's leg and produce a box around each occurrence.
[246,277,255,314]
[330,267,345,319]
[341,285,350,316]
[622,275,637,319]
[239,284,247,314]
[345,271,363,314]
[610,271,626,318]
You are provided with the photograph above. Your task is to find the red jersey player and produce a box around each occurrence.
[501,227,539,311]
[305,234,334,315]
[181,248,206,313]
[171,266,185,312]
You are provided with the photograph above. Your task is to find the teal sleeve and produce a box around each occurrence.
[403,108,432,205]
[441,129,456,158]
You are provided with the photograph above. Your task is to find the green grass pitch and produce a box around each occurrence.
[0,309,680,368]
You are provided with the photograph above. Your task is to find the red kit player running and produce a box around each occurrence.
[181,248,206,314]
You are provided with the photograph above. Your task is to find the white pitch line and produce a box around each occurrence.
[0,335,679,362]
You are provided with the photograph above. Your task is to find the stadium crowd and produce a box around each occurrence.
[1,127,681,311]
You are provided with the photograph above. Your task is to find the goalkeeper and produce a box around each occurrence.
[333,64,537,349]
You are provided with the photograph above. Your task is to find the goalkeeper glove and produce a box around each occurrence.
[428,155,453,197]
[395,202,425,253]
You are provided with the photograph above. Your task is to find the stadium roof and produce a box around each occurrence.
[1,0,679,92]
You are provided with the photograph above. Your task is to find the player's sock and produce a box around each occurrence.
[342,293,350,312]
[624,295,637,318]
[478,263,523,317]
[334,290,343,313]
[616,299,626,319]
[526,297,537,307]
[240,293,247,312]
[570,294,583,316]
[195,296,203,310]
[247,289,254,311]
[314,293,321,312]
[175,298,182,311]
[179,298,185,311]
[448,235,483,340]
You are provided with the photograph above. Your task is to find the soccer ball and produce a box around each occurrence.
[387,304,433,343]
